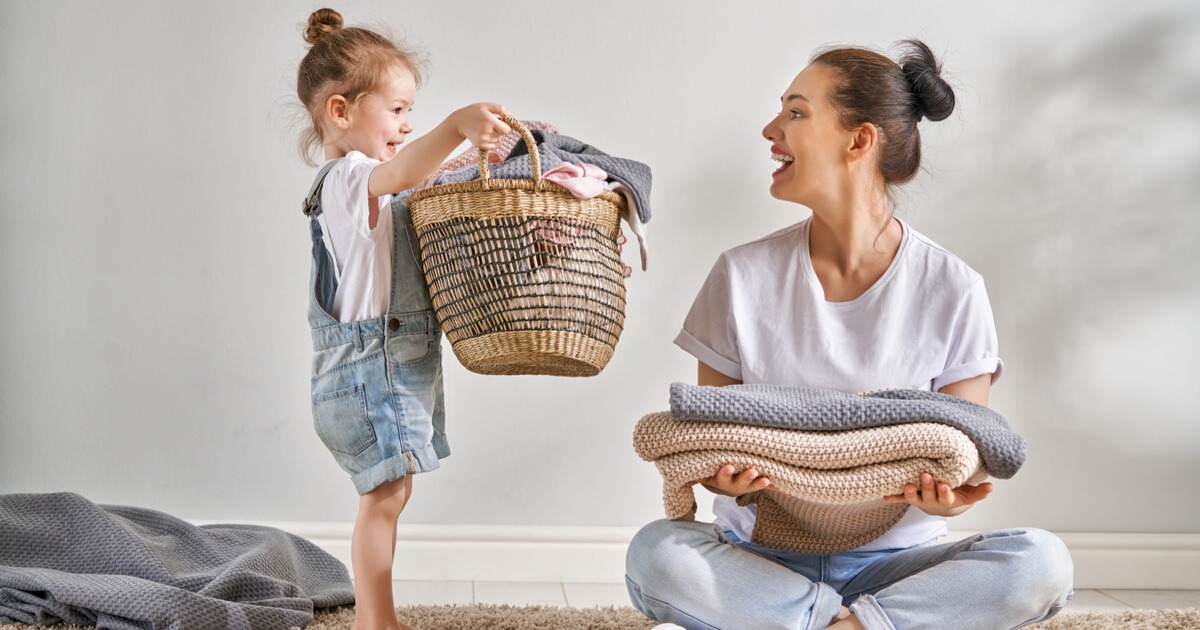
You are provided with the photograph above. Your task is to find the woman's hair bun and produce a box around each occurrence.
[304,8,344,47]
[898,39,955,122]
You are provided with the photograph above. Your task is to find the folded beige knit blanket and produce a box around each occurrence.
[633,412,987,553]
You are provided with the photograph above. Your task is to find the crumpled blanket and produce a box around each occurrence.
[670,382,1026,479]
[633,412,987,553]
[432,130,653,224]
[417,120,561,189]
[0,492,354,630]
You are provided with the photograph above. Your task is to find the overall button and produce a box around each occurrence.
[388,318,403,331]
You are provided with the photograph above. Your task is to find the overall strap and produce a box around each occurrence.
[305,159,344,322]
[303,158,342,217]
[386,192,438,321]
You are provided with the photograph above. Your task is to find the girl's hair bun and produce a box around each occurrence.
[304,8,344,47]
[898,39,955,122]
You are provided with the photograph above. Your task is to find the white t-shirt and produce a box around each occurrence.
[319,151,394,323]
[674,217,1003,551]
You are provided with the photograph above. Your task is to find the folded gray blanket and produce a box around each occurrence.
[0,492,353,630]
[669,382,1025,479]
[433,130,653,223]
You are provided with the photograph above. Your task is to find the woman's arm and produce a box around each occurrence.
[698,361,742,387]
[884,372,997,515]
[695,362,776,497]
[937,372,991,406]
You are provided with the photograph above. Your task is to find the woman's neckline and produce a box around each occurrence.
[799,216,909,307]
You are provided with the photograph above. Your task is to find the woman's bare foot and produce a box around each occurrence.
[828,605,865,630]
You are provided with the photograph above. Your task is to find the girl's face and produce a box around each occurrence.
[762,64,852,207]
[343,65,416,162]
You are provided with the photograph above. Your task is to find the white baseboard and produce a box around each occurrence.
[214,521,1200,589]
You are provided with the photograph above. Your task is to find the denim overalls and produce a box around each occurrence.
[303,160,448,495]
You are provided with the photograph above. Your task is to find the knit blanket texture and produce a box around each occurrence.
[433,130,653,223]
[0,492,354,630]
[633,412,987,553]
[669,382,1026,479]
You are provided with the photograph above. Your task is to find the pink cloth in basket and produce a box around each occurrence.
[541,162,608,198]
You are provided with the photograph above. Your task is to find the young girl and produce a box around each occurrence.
[625,41,1073,630]
[296,9,509,630]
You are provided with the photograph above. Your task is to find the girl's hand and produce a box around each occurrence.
[695,465,782,498]
[884,473,993,517]
[452,103,512,151]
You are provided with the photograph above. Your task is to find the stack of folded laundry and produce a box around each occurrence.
[633,383,1026,554]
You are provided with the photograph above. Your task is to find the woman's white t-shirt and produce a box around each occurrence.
[319,151,394,323]
[674,217,1003,551]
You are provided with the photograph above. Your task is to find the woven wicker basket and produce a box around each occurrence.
[406,116,627,376]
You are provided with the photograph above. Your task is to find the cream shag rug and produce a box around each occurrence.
[2,605,1198,629]
[313,606,1200,629]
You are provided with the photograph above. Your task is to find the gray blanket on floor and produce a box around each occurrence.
[0,492,354,630]
[669,382,1026,479]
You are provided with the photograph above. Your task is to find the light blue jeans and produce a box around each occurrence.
[305,174,448,496]
[625,519,1073,630]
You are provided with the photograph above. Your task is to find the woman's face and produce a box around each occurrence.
[762,63,851,207]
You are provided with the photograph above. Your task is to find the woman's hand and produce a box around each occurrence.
[695,465,782,498]
[884,473,993,517]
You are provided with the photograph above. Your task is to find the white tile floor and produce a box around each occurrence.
[388,582,1200,613]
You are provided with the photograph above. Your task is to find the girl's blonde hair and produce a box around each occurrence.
[296,8,426,165]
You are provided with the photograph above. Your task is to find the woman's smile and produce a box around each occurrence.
[771,148,794,176]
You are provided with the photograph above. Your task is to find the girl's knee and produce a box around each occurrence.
[360,475,411,518]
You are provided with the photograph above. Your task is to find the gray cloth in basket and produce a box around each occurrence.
[433,130,653,223]
[669,382,1026,479]
[0,492,353,630]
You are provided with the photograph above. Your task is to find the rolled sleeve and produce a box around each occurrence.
[675,254,744,380]
[674,329,743,381]
[933,357,1003,391]
[936,278,1003,390]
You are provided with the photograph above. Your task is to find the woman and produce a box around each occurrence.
[625,41,1074,630]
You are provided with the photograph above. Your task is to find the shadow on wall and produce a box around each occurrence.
[935,14,1200,456]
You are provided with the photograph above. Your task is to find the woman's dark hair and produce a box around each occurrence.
[811,39,955,190]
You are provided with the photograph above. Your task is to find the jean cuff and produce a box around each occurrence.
[808,582,846,630]
[849,594,897,630]
[351,436,448,495]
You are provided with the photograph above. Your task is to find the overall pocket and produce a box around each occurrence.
[312,383,377,456]
[388,331,438,366]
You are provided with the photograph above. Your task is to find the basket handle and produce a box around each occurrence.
[477,115,541,192]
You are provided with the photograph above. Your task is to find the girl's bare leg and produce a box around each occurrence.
[352,475,415,630]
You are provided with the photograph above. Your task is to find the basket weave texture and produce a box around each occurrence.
[407,116,627,376]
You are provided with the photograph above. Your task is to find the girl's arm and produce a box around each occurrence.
[368,103,510,198]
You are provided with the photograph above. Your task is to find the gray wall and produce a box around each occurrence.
[2,0,1197,534]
